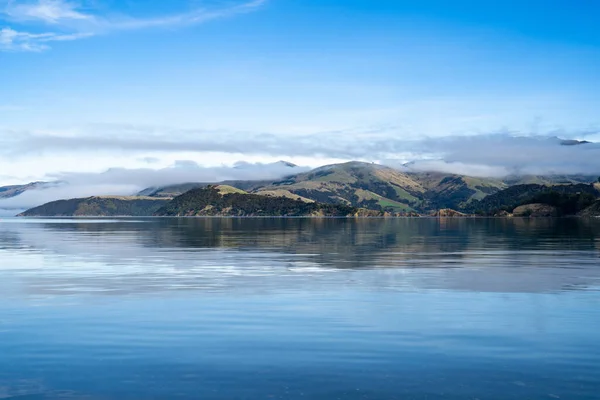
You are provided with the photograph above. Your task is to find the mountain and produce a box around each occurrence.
[137,161,600,214]
[253,162,427,212]
[502,174,598,186]
[558,138,590,146]
[154,185,366,217]
[139,182,209,198]
[464,183,599,215]
[142,162,428,212]
[19,196,170,217]
[253,163,512,212]
[0,181,53,199]
[138,162,547,213]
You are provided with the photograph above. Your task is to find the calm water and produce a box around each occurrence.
[1,217,599,399]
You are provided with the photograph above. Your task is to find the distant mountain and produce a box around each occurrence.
[19,196,170,217]
[0,181,53,199]
[138,179,273,198]
[233,160,298,169]
[502,174,598,186]
[154,185,365,217]
[558,138,590,146]
[139,182,209,198]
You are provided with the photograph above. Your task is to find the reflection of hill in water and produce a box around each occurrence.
[29,217,600,254]
[2,218,600,295]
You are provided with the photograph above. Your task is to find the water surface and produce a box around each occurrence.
[1,217,599,399]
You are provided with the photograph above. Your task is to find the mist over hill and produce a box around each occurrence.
[6,158,600,217]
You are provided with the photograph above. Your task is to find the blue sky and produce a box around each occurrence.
[1,0,600,187]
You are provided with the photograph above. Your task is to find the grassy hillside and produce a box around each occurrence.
[408,172,506,210]
[256,162,426,212]
[19,196,170,217]
[139,163,522,213]
[137,162,600,214]
[155,186,362,217]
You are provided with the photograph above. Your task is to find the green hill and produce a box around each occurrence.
[464,184,599,215]
[141,162,428,212]
[407,172,506,210]
[255,162,426,212]
[18,196,170,217]
[154,186,363,217]
[137,162,600,214]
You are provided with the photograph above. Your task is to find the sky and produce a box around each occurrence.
[1,0,600,191]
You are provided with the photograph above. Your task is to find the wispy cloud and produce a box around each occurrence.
[4,0,93,24]
[0,26,90,50]
[0,0,267,51]
[109,0,267,31]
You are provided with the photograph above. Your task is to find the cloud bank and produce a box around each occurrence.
[404,135,600,177]
[3,125,600,177]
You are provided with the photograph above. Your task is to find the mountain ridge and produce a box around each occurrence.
[154,185,369,217]
[9,161,600,217]
[139,162,598,213]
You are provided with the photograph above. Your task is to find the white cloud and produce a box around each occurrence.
[47,159,307,188]
[0,183,137,213]
[2,123,600,192]
[0,0,267,51]
[3,124,600,177]
[392,160,510,178]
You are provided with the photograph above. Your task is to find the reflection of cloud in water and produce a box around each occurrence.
[0,380,45,399]
[1,218,599,296]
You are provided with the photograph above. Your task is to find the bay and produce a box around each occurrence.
[0,217,599,399]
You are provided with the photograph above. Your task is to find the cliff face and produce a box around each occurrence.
[579,201,600,217]
[432,209,468,217]
[512,204,559,217]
